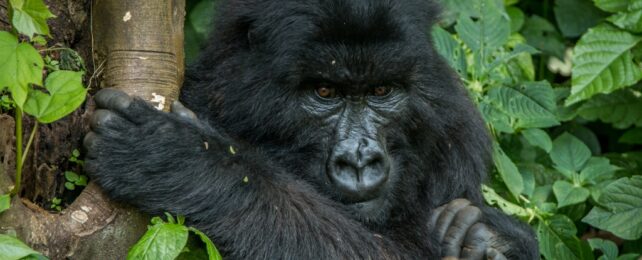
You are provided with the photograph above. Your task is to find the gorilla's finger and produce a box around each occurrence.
[429,205,446,229]
[442,205,482,257]
[436,199,472,242]
[461,223,493,260]
[83,132,98,159]
[171,101,197,120]
[95,88,133,112]
[90,109,121,132]
[486,248,507,260]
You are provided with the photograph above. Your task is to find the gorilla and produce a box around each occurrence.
[83,0,539,259]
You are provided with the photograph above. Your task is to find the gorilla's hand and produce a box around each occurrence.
[430,199,507,260]
[82,88,231,199]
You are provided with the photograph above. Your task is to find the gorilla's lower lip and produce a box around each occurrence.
[348,197,381,209]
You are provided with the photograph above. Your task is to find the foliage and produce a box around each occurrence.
[128,214,222,260]
[0,0,85,258]
[0,234,47,260]
[435,0,642,258]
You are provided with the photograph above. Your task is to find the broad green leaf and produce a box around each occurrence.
[554,0,607,38]
[431,26,467,77]
[486,44,539,73]
[594,0,630,12]
[588,238,618,260]
[127,221,189,260]
[553,180,590,208]
[537,215,594,260]
[0,32,44,107]
[583,176,642,240]
[579,157,619,184]
[620,128,642,144]
[480,101,514,134]
[506,6,525,33]
[617,254,642,260]
[64,171,79,182]
[522,128,552,152]
[481,185,530,217]
[551,133,592,172]
[492,142,524,198]
[566,24,642,105]
[0,234,43,260]
[189,228,223,260]
[0,194,10,214]
[454,0,510,55]
[608,0,642,33]
[578,88,642,129]
[23,71,86,123]
[487,82,559,129]
[9,0,55,38]
[521,15,566,58]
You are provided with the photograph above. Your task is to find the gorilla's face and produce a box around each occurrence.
[300,76,410,220]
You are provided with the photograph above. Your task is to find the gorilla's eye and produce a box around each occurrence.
[316,86,337,99]
[373,86,393,97]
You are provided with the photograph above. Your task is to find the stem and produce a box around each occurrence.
[21,121,39,166]
[10,107,23,196]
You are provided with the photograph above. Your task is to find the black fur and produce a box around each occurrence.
[85,0,538,258]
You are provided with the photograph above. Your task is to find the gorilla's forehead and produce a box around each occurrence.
[251,0,437,86]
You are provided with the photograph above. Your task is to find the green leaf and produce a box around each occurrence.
[487,82,559,129]
[554,0,607,38]
[579,157,619,185]
[566,24,642,105]
[480,99,514,134]
[521,15,566,58]
[64,171,79,182]
[0,234,43,260]
[64,182,75,190]
[0,194,10,214]
[189,228,223,260]
[550,133,592,172]
[617,254,642,260]
[582,176,642,240]
[588,238,618,260]
[486,44,539,73]
[522,128,552,152]
[76,175,88,186]
[620,128,642,144]
[23,70,86,123]
[492,142,524,198]
[431,26,467,77]
[594,0,630,12]
[0,31,44,107]
[128,221,190,260]
[454,0,510,55]
[9,0,55,38]
[481,185,530,217]
[553,180,590,208]
[537,215,594,260]
[608,0,642,33]
[506,6,525,33]
[578,88,642,129]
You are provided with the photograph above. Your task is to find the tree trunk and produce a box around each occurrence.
[0,0,185,259]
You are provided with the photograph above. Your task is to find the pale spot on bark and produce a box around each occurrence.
[123,11,132,22]
[151,93,166,110]
[71,210,89,224]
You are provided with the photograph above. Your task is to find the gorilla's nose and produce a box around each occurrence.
[328,138,390,202]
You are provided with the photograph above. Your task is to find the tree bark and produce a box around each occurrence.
[0,0,185,259]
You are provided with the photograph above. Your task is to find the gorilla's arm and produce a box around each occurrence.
[83,89,410,259]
